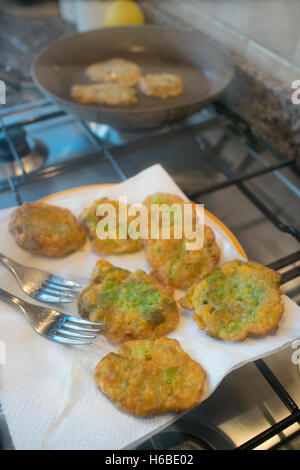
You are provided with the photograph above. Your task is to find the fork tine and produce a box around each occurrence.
[49,333,92,345]
[60,321,101,333]
[44,281,80,295]
[48,275,82,289]
[39,286,77,299]
[35,292,73,304]
[63,314,104,326]
[55,327,96,340]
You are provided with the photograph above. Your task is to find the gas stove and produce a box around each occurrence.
[0,98,299,450]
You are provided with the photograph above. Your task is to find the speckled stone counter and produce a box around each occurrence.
[222,52,300,160]
[0,7,75,106]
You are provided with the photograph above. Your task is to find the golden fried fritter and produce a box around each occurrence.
[143,192,188,215]
[146,227,220,290]
[95,337,206,417]
[180,260,284,341]
[80,198,143,255]
[85,58,142,86]
[78,260,179,343]
[139,73,184,99]
[71,83,138,106]
[143,192,220,290]
[9,202,86,257]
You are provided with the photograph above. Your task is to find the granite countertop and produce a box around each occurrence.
[0,4,75,106]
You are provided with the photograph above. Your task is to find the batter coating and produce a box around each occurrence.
[85,58,142,86]
[180,260,284,341]
[9,202,86,258]
[80,197,143,255]
[143,192,188,215]
[139,73,183,99]
[71,83,138,106]
[78,260,179,343]
[95,337,206,417]
[143,192,220,289]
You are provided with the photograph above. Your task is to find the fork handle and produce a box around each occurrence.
[0,287,26,311]
[0,251,19,277]
[0,252,19,270]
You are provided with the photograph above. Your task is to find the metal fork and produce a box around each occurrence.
[0,252,81,303]
[0,287,104,345]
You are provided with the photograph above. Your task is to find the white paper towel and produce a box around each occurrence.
[0,164,299,450]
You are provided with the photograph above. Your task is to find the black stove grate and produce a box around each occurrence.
[0,98,299,450]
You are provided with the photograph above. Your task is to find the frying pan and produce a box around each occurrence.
[32,25,234,129]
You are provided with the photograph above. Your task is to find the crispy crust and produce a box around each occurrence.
[78,260,179,343]
[95,337,206,417]
[179,260,284,341]
[139,73,183,99]
[80,198,143,255]
[143,192,220,289]
[71,83,138,106]
[85,58,142,86]
[9,202,86,258]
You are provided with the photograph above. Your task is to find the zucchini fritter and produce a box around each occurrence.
[95,337,206,417]
[78,260,179,343]
[71,83,138,106]
[85,58,142,86]
[180,260,284,341]
[139,73,184,99]
[9,202,86,257]
[80,197,143,255]
[143,192,220,289]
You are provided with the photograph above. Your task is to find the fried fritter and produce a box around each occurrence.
[80,197,143,255]
[95,337,206,417]
[85,58,142,86]
[146,227,220,290]
[9,202,86,257]
[71,83,138,106]
[139,73,183,99]
[180,260,284,341]
[143,192,188,214]
[78,260,179,343]
[143,192,220,290]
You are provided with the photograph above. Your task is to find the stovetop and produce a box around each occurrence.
[0,98,299,450]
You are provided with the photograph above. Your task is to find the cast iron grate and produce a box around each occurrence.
[0,98,299,450]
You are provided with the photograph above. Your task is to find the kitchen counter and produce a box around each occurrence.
[0,4,75,106]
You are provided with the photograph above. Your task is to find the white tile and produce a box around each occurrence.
[160,1,248,56]
[288,64,300,86]
[188,0,253,35]
[292,34,300,68]
[155,0,298,85]
[206,19,248,56]
[244,0,300,62]
[167,0,300,63]
[246,40,291,85]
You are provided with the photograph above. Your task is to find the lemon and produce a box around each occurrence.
[104,0,145,27]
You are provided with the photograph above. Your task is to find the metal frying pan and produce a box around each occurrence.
[32,25,234,129]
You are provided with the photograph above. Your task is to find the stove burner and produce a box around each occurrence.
[0,127,48,179]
